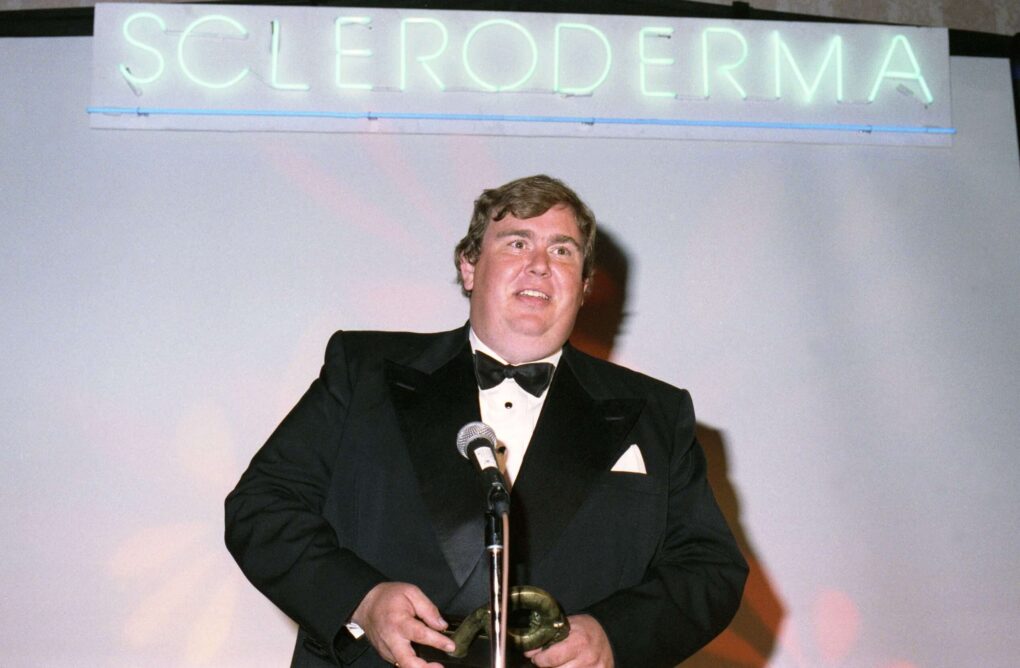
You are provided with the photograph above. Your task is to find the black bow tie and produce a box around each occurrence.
[473,351,554,397]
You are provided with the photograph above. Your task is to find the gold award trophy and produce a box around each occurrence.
[417,586,570,668]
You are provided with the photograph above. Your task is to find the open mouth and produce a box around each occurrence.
[517,289,550,300]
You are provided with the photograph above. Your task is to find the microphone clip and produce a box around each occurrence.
[487,482,510,517]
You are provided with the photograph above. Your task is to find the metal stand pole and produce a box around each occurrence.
[485,487,509,668]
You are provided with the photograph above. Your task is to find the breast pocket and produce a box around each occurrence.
[601,470,660,494]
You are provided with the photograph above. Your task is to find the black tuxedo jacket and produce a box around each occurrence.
[225,325,747,668]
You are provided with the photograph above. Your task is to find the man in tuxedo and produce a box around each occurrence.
[225,175,747,668]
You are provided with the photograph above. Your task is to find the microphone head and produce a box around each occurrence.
[456,421,497,459]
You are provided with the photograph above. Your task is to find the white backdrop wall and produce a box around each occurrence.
[1,35,1018,667]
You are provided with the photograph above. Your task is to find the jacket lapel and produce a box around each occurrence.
[386,332,645,594]
[510,348,644,575]
[386,327,488,591]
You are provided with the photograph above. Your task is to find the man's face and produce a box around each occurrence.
[459,205,588,364]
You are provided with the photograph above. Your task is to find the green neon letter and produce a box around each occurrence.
[334,17,373,91]
[462,19,538,92]
[867,34,934,104]
[773,33,843,102]
[119,12,166,86]
[554,23,612,95]
[177,15,249,89]
[701,27,748,99]
[270,20,309,91]
[400,18,448,91]
[638,26,676,98]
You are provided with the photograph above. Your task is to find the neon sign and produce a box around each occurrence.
[90,4,953,145]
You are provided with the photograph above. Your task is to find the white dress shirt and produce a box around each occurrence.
[469,329,560,486]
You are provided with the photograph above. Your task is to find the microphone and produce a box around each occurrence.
[457,422,510,515]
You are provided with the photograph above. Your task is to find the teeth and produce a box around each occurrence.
[519,289,550,300]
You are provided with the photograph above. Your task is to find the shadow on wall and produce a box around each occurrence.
[570,227,784,667]
[570,228,630,360]
[686,424,784,668]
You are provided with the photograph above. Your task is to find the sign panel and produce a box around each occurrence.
[89,3,953,145]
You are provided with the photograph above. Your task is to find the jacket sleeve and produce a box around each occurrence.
[585,390,748,668]
[224,331,386,663]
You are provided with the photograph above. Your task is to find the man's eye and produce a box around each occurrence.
[510,240,526,249]
[552,246,571,256]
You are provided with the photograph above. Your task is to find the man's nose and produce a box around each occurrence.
[527,249,551,275]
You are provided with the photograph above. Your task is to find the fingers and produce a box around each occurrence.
[527,637,576,668]
[401,617,456,653]
[351,582,456,668]
[526,614,614,668]
[404,584,450,632]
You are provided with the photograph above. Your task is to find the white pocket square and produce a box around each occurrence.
[610,444,646,474]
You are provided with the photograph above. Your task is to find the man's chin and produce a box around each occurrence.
[506,324,573,350]
[505,319,555,340]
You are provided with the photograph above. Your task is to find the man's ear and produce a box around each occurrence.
[581,278,591,302]
[459,253,476,292]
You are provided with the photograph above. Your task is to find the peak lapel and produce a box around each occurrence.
[510,358,644,574]
[386,331,487,591]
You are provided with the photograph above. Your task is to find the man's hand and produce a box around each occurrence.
[350,582,456,668]
[524,614,614,668]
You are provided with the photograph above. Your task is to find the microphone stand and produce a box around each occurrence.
[485,486,510,668]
